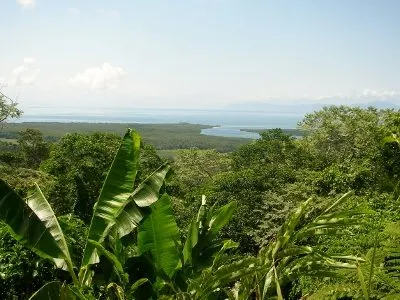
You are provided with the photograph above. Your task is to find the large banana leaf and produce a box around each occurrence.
[87,239,127,284]
[137,193,181,278]
[0,180,77,283]
[132,163,170,207]
[208,201,237,239]
[112,164,170,239]
[29,281,87,300]
[81,129,141,271]
[182,197,207,266]
[183,199,237,267]
[183,218,199,265]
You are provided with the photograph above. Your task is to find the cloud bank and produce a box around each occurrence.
[8,58,40,86]
[16,0,36,9]
[69,63,126,90]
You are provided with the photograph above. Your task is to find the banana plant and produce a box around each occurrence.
[0,129,170,299]
[117,194,240,299]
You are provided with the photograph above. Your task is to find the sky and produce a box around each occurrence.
[1,0,400,110]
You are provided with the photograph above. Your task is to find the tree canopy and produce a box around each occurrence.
[0,91,22,125]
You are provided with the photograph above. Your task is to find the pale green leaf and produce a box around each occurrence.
[80,129,140,277]
[137,193,181,278]
[0,180,76,282]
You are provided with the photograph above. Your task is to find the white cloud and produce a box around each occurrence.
[16,0,36,9]
[8,58,40,86]
[69,63,126,90]
[362,89,399,99]
[313,89,400,102]
[68,7,81,16]
[23,57,36,64]
[97,8,120,18]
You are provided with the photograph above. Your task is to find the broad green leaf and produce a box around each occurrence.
[87,239,127,283]
[29,281,86,300]
[196,195,208,226]
[107,283,125,300]
[81,129,141,273]
[183,218,199,265]
[129,278,149,294]
[262,267,274,299]
[208,201,237,239]
[112,163,170,239]
[0,180,76,282]
[27,184,74,271]
[29,282,64,300]
[132,163,170,207]
[210,239,239,270]
[68,287,91,300]
[138,193,181,278]
[220,239,239,252]
[111,202,144,240]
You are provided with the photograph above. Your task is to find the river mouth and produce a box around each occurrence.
[200,126,261,139]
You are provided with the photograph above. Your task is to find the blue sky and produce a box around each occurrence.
[1,0,399,109]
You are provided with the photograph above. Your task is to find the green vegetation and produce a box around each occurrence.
[1,105,400,299]
[0,122,250,152]
[242,128,307,137]
[0,91,22,125]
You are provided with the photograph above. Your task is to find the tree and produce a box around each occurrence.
[298,106,398,167]
[232,128,304,171]
[172,149,231,195]
[18,128,50,169]
[0,165,55,198]
[40,132,121,219]
[298,106,400,195]
[0,90,22,125]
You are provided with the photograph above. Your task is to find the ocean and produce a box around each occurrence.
[18,107,304,139]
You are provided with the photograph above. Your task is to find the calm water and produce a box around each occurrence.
[200,126,261,139]
[18,107,303,139]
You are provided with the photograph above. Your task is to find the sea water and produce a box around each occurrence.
[17,107,304,139]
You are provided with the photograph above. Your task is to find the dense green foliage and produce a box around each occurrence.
[1,105,400,299]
